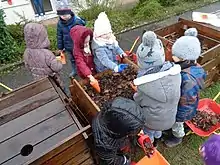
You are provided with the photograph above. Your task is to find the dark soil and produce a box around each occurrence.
[191,111,220,132]
[165,32,210,53]
[84,66,137,108]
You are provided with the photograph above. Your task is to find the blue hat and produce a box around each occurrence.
[56,0,72,15]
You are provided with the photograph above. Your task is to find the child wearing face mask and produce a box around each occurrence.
[92,12,128,73]
[70,25,96,82]
[56,0,86,77]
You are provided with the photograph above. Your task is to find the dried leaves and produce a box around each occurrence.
[85,66,137,108]
[191,111,220,132]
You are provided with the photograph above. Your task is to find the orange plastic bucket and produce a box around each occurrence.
[137,150,170,165]
[185,98,220,137]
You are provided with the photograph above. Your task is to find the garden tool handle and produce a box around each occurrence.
[129,36,140,54]
[213,92,220,101]
[0,83,13,91]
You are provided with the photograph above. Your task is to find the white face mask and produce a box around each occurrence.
[84,35,91,54]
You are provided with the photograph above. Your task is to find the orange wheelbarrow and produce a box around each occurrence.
[137,150,170,165]
[185,92,220,137]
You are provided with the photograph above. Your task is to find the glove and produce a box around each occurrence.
[116,53,127,63]
[88,75,101,93]
[114,64,129,73]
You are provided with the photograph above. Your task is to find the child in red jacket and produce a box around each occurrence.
[70,25,96,81]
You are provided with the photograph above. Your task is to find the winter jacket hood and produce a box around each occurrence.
[24,23,50,49]
[92,97,144,164]
[70,25,96,77]
[70,25,93,49]
[133,63,181,130]
[23,23,62,81]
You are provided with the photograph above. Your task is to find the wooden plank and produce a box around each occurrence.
[202,56,220,71]
[70,81,100,124]
[0,110,75,165]
[30,125,91,165]
[63,150,92,165]
[43,139,88,165]
[0,88,59,126]
[0,78,52,110]
[154,22,182,37]
[4,124,78,165]
[198,44,220,64]
[179,18,220,41]
[80,158,94,165]
[205,69,218,83]
[0,99,65,144]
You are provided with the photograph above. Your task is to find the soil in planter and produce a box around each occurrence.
[84,66,137,109]
[165,32,209,53]
[191,111,220,132]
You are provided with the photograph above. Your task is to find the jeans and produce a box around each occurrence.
[172,122,185,138]
[33,0,45,16]
[143,128,162,143]
[66,51,77,76]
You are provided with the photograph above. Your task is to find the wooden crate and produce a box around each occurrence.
[0,77,94,165]
[70,58,138,123]
[155,18,220,87]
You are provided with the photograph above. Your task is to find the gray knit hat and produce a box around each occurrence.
[184,28,198,37]
[172,34,201,60]
[56,0,72,15]
[137,31,165,69]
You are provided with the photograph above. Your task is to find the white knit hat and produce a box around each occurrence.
[94,12,112,37]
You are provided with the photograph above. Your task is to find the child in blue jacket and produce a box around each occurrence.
[56,0,86,77]
[165,28,206,147]
[92,12,128,73]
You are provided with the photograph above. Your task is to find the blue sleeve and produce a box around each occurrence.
[95,48,118,71]
[115,45,124,55]
[176,74,199,122]
[57,22,64,50]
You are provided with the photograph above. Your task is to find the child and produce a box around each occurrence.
[92,97,144,165]
[92,12,128,73]
[133,31,181,145]
[23,23,63,85]
[200,134,220,165]
[70,25,96,82]
[165,28,206,147]
[56,0,86,77]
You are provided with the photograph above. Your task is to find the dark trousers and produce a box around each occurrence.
[33,0,45,16]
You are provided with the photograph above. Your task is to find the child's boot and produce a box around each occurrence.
[164,135,182,148]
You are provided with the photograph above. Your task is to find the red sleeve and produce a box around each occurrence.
[74,48,92,77]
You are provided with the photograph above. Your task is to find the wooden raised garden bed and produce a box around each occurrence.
[70,58,138,124]
[0,77,94,165]
[155,18,220,87]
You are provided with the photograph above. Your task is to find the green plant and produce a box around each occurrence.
[0,9,20,64]
[7,23,25,44]
[47,25,57,51]
[158,0,176,6]
[133,0,163,20]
